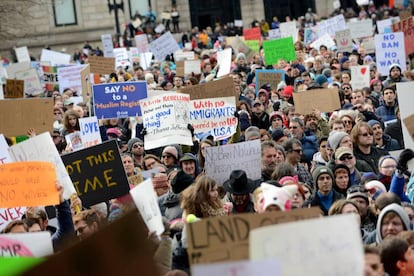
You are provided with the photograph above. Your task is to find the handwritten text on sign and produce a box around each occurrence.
[79,116,102,148]
[140,93,192,150]
[0,207,26,232]
[375,32,406,75]
[0,162,59,208]
[205,140,261,185]
[189,97,237,141]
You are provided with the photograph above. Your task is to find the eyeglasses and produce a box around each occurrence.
[360,132,373,137]
[52,135,60,139]
[291,149,302,154]
[54,112,62,115]
[133,144,143,148]
[289,126,298,129]
[162,155,173,159]
[342,87,351,90]
[343,120,353,125]
[381,165,397,169]
[339,155,353,161]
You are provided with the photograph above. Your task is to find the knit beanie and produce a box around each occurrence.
[312,166,334,188]
[162,146,179,160]
[127,137,144,152]
[327,131,348,152]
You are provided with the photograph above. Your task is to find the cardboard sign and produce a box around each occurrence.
[229,36,256,62]
[93,81,148,119]
[397,82,414,150]
[15,68,43,96]
[263,37,295,65]
[350,65,370,89]
[192,259,281,276]
[134,34,149,53]
[128,174,143,186]
[189,96,237,141]
[57,65,84,95]
[0,134,12,165]
[129,178,164,235]
[0,98,53,137]
[5,61,31,79]
[61,140,129,207]
[403,113,414,142]
[0,232,53,257]
[347,19,373,39]
[243,27,261,41]
[149,31,180,61]
[79,116,102,148]
[0,161,59,208]
[180,77,237,103]
[216,48,232,78]
[101,34,114,58]
[362,37,375,53]
[187,207,320,265]
[80,64,91,103]
[8,132,76,200]
[184,59,201,75]
[335,29,353,52]
[42,65,59,92]
[392,17,414,56]
[400,9,412,20]
[140,93,193,150]
[22,211,159,275]
[40,49,71,66]
[88,56,116,75]
[174,50,195,61]
[15,46,31,63]
[175,60,184,76]
[292,88,341,115]
[375,32,406,76]
[5,79,24,98]
[205,140,261,185]
[255,69,284,95]
[0,207,26,232]
[250,215,364,275]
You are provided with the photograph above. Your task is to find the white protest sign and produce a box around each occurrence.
[279,21,298,41]
[140,52,153,70]
[335,29,353,52]
[140,93,193,150]
[129,178,165,235]
[185,42,192,50]
[113,48,130,68]
[135,34,149,53]
[184,59,201,75]
[347,19,373,39]
[268,29,281,40]
[15,68,43,96]
[8,132,76,200]
[216,48,232,78]
[234,20,243,27]
[310,33,335,50]
[5,61,31,79]
[0,67,7,84]
[250,215,364,276]
[101,34,114,58]
[40,49,71,66]
[315,14,346,38]
[377,18,394,33]
[397,82,414,151]
[129,47,140,65]
[57,64,84,95]
[155,23,166,34]
[174,50,195,61]
[0,207,26,232]
[350,65,370,89]
[0,134,12,164]
[79,116,102,148]
[149,31,180,62]
[205,139,261,185]
[192,259,281,276]
[15,46,31,63]
[189,96,237,140]
[362,37,376,53]
[0,231,53,257]
[375,32,406,76]
[65,131,83,152]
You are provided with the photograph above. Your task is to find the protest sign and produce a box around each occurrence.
[189,96,237,140]
[0,85,3,100]
[129,178,164,235]
[135,34,149,53]
[192,259,281,276]
[8,132,75,200]
[362,37,376,53]
[80,64,91,103]
[397,82,414,150]
[228,36,256,62]
[175,60,184,76]
[255,69,284,95]
[0,207,26,232]
[88,56,116,75]
[149,31,180,61]
[392,17,414,56]
[350,65,370,89]
[0,161,59,208]
[250,215,364,275]
[377,18,394,33]
[0,67,7,85]
[0,98,53,137]
[234,19,243,27]
[263,37,295,65]
[0,134,12,165]
[79,116,102,148]
[304,28,317,45]
[93,81,148,119]
[279,21,298,41]
[61,140,129,207]
[335,29,353,52]
[244,40,260,53]
[310,33,335,50]
[216,48,232,78]
[243,27,261,41]
[113,47,130,68]
[139,52,153,70]
[292,88,341,115]
[15,68,43,96]
[101,34,114,57]
[400,9,412,20]
[42,65,59,92]
[128,174,143,187]
[375,32,406,76]
[268,29,281,40]
[40,49,71,66]
[0,232,53,257]
[315,14,346,37]
[0,257,45,276]
[204,140,261,185]
[140,93,192,150]
[403,114,414,142]
[65,131,83,152]
[5,61,31,79]
[174,50,195,61]
[129,47,140,65]
[187,207,320,265]
[15,46,31,63]
[347,19,373,39]
[155,23,166,34]
[180,76,237,102]
[184,59,201,75]
[57,65,84,95]
[22,211,159,275]
[4,79,24,98]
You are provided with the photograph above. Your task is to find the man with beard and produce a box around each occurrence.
[382,64,409,88]
[127,137,145,169]
[303,108,329,139]
[289,117,318,163]
[261,140,285,181]
[368,120,400,151]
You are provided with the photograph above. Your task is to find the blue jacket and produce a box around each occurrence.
[390,172,411,203]
[381,134,400,151]
[376,104,397,123]
[52,200,75,251]
[300,131,318,163]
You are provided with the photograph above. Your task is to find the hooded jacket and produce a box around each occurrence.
[375,203,410,244]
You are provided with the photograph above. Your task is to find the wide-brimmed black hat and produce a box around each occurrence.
[223,170,254,195]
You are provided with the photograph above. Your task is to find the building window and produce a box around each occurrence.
[129,0,150,19]
[53,0,77,26]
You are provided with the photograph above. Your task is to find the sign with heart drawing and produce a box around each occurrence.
[350,65,370,90]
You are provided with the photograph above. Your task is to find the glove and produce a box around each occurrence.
[273,101,280,111]
[397,149,414,173]
[187,124,194,136]
[140,128,147,136]
[234,111,240,119]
